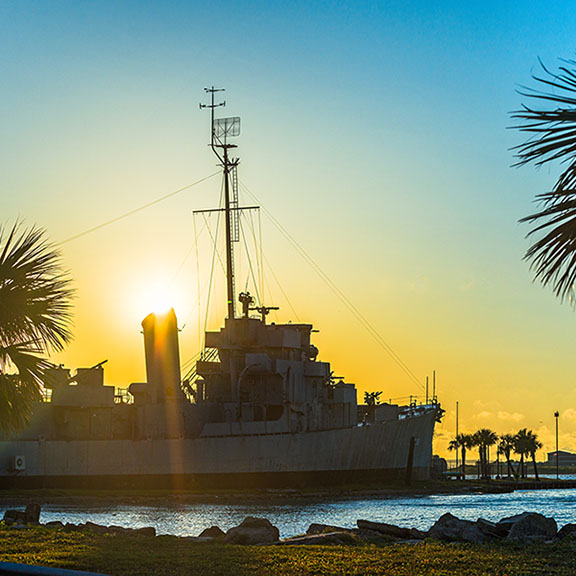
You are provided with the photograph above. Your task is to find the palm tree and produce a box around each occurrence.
[447,436,461,478]
[448,433,474,480]
[522,430,543,481]
[514,428,541,480]
[364,391,382,406]
[474,429,499,480]
[512,58,576,301]
[0,222,74,435]
[498,434,517,479]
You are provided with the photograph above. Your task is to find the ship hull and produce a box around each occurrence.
[0,411,436,488]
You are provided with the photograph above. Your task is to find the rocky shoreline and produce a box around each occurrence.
[3,503,574,546]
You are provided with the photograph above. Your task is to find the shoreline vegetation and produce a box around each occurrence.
[3,530,576,576]
[3,527,576,576]
[2,504,576,575]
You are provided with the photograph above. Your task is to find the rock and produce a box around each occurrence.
[558,523,576,539]
[60,521,156,537]
[179,536,204,542]
[224,517,280,545]
[24,502,41,524]
[307,523,351,535]
[64,523,81,531]
[503,513,557,542]
[497,512,541,532]
[278,531,357,546]
[408,528,428,540]
[2,510,26,526]
[352,528,394,543]
[2,504,41,526]
[476,518,507,539]
[497,512,526,532]
[85,521,110,534]
[199,525,226,539]
[357,519,412,539]
[45,521,64,529]
[460,523,487,544]
[428,513,486,543]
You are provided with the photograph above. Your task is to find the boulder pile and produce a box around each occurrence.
[2,505,156,537]
[1,504,571,545]
[273,512,562,546]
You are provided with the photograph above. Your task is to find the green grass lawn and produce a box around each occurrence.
[1,526,576,576]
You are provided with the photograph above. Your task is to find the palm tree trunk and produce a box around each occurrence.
[531,451,540,481]
[506,455,514,479]
[461,446,466,480]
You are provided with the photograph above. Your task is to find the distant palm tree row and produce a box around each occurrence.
[448,428,543,481]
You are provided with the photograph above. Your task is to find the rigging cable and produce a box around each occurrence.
[239,211,261,304]
[57,172,220,245]
[203,180,226,337]
[239,180,425,393]
[168,218,209,291]
[261,250,301,322]
[194,213,202,352]
[258,209,264,303]
[201,212,226,277]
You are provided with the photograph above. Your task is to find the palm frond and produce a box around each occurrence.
[0,222,74,352]
[0,221,74,435]
[511,58,576,302]
[0,373,42,436]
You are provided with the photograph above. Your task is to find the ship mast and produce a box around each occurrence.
[200,87,240,320]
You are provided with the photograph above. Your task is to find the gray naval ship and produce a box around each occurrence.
[0,89,442,488]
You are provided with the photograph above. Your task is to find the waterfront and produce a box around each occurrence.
[3,487,576,538]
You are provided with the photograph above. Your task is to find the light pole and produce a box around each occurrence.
[456,401,459,478]
[555,411,560,480]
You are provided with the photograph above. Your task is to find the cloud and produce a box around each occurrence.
[496,411,524,423]
[562,408,576,421]
[472,400,497,411]
[434,429,452,441]
[473,411,493,421]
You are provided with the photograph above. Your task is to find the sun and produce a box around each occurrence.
[147,292,175,316]
[128,281,183,321]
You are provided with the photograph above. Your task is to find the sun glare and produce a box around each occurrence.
[129,280,187,322]
[149,294,174,316]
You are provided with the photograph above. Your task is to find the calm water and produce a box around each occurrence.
[4,489,576,538]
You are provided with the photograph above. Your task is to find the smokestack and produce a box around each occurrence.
[141,308,182,402]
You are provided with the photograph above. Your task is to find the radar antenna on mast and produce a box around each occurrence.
[200,87,242,320]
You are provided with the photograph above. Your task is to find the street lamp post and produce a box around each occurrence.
[456,401,459,479]
[555,411,560,480]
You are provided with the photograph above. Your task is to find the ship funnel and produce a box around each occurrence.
[141,308,182,402]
